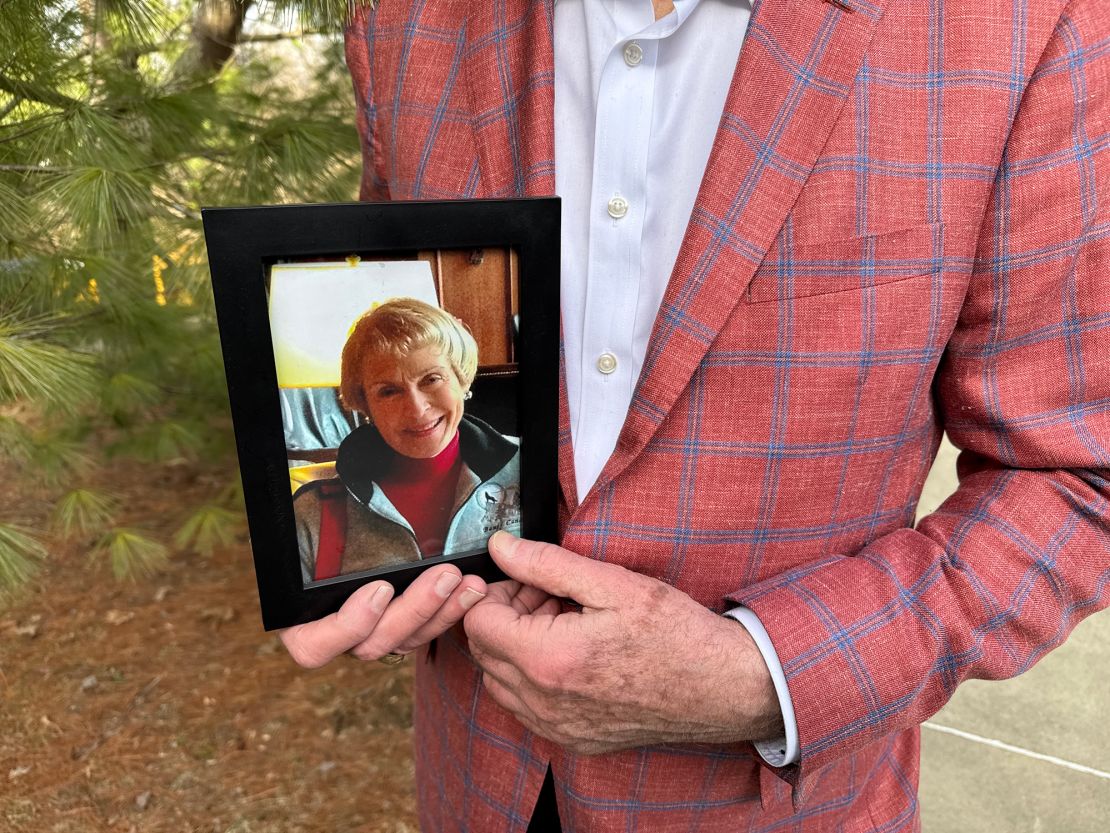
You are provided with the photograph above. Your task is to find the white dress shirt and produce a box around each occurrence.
[553,0,799,766]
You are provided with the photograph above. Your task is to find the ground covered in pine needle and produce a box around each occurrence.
[0,461,420,832]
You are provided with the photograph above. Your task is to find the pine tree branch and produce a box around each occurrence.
[0,164,68,173]
[121,29,330,60]
[0,120,53,146]
[0,95,22,120]
[114,17,192,65]
[0,74,82,110]
[238,31,332,43]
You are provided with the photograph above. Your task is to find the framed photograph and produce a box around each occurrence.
[202,199,560,630]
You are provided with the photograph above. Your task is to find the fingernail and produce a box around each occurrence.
[490,530,517,556]
[435,572,462,598]
[459,588,486,610]
[370,584,393,613]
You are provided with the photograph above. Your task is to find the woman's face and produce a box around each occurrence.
[361,345,466,458]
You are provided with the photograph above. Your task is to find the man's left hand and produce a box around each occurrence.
[463,532,784,755]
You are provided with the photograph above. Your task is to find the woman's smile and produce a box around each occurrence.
[405,415,445,436]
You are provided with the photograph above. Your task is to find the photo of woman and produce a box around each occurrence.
[291,298,521,583]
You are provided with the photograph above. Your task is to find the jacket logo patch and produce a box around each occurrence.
[478,483,521,533]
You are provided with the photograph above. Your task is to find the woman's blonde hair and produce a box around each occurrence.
[339,297,479,415]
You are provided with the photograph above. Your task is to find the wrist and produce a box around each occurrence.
[722,615,785,741]
[723,606,799,765]
[655,607,784,746]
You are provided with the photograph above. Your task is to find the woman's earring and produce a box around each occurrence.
[464,390,473,401]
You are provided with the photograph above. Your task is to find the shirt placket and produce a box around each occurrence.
[573,2,691,500]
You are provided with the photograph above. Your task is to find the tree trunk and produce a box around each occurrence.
[176,0,255,80]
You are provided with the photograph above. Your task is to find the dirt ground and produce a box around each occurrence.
[0,460,420,833]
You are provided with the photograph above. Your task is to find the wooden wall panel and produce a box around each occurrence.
[426,247,517,367]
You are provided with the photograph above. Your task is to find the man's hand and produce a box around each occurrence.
[280,565,487,668]
[463,532,784,755]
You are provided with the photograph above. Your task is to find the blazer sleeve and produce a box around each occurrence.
[344,6,390,202]
[728,0,1110,783]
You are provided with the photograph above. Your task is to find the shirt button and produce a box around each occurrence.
[607,195,629,219]
[623,41,643,67]
[596,352,618,374]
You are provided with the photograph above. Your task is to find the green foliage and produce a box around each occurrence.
[103,372,161,423]
[260,0,372,31]
[45,166,161,248]
[218,476,245,509]
[0,524,46,593]
[174,503,241,555]
[127,419,205,461]
[28,432,96,488]
[96,1,169,42]
[52,488,118,538]
[0,416,35,463]
[90,528,169,580]
[0,0,363,591]
[0,313,100,411]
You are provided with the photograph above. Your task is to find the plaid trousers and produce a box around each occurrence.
[345,0,1110,829]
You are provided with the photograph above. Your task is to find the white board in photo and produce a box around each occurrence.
[269,259,438,388]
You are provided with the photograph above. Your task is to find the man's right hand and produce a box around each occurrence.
[279,565,488,668]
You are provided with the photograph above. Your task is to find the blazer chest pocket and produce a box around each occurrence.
[747,224,944,302]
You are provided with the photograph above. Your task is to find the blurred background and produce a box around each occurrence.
[0,2,1106,831]
[1,0,362,588]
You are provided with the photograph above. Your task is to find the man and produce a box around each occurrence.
[280,0,1110,830]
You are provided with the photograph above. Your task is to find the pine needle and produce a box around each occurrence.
[173,503,240,556]
[44,166,159,248]
[0,313,100,411]
[103,372,161,420]
[51,488,117,538]
[0,180,31,241]
[30,107,137,176]
[30,435,95,487]
[0,523,45,592]
[90,527,168,580]
[0,415,34,463]
[258,0,371,31]
[129,419,204,461]
[96,0,169,45]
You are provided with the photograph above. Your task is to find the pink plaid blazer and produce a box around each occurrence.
[345,0,1110,829]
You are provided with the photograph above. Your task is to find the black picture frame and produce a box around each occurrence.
[203,198,560,630]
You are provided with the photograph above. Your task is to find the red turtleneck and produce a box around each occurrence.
[377,431,463,556]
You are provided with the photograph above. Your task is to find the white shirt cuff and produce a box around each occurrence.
[724,605,800,767]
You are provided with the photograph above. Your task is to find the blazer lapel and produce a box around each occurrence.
[461,0,577,510]
[583,0,890,501]
[463,0,557,199]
